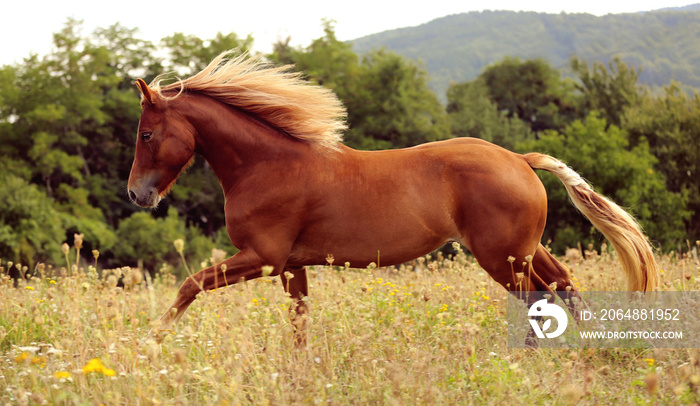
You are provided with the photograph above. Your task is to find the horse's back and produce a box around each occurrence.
[387,138,539,188]
[332,137,545,219]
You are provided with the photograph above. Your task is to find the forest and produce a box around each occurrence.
[352,7,700,102]
[0,19,698,274]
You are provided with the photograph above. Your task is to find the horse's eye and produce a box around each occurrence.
[141,132,153,142]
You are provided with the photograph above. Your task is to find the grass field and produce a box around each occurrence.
[1,243,699,405]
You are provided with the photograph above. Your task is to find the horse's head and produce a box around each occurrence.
[127,79,196,208]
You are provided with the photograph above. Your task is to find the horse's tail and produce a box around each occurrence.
[523,152,659,292]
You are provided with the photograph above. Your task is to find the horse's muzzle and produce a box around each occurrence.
[127,184,161,208]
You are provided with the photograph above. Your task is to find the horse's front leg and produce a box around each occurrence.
[146,248,275,342]
[280,266,309,346]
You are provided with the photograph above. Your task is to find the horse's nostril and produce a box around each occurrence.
[128,189,136,202]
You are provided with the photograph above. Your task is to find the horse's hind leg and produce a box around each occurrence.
[280,266,309,346]
[473,241,580,304]
[471,242,582,346]
[530,244,583,318]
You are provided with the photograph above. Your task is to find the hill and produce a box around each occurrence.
[351,7,700,101]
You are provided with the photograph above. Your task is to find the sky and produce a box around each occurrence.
[1,0,695,66]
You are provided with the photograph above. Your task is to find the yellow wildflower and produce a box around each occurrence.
[15,352,29,363]
[55,371,71,379]
[82,358,116,377]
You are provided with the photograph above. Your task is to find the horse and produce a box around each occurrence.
[127,51,659,344]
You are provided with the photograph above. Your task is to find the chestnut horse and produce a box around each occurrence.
[128,52,658,342]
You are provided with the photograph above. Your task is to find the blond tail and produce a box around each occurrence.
[524,153,659,291]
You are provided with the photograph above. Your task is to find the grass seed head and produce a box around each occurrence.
[644,372,659,396]
[262,266,274,277]
[173,238,184,254]
[211,248,226,265]
[129,267,143,286]
[73,233,84,250]
[106,274,118,288]
[173,348,187,364]
[561,384,583,404]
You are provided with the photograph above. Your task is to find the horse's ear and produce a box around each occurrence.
[135,78,156,106]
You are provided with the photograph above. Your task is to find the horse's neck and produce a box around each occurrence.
[181,94,310,190]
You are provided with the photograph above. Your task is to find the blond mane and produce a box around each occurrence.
[149,51,347,150]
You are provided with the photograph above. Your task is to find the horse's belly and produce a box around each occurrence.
[287,204,459,267]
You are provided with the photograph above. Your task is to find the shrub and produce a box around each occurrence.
[114,207,216,276]
[0,174,64,267]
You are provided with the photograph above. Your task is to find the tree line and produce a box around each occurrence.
[352,9,700,103]
[0,19,697,274]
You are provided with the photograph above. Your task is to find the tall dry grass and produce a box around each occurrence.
[0,242,699,405]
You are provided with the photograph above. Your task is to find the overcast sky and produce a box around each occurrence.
[1,0,694,66]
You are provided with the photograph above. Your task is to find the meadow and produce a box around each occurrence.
[0,242,699,405]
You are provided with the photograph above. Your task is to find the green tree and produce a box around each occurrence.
[624,83,700,239]
[0,174,64,267]
[481,57,580,133]
[270,36,296,66]
[346,49,450,149]
[571,56,643,128]
[0,19,158,228]
[54,184,117,261]
[446,78,532,149]
[286,20,362,92]
[518,113,689,252]
[114,208,215,275]
[0,19,165,266]
[162,32,254,74]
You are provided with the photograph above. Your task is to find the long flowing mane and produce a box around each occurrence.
[148,51,347,150]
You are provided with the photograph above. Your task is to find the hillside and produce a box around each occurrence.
[351,7,700,100]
